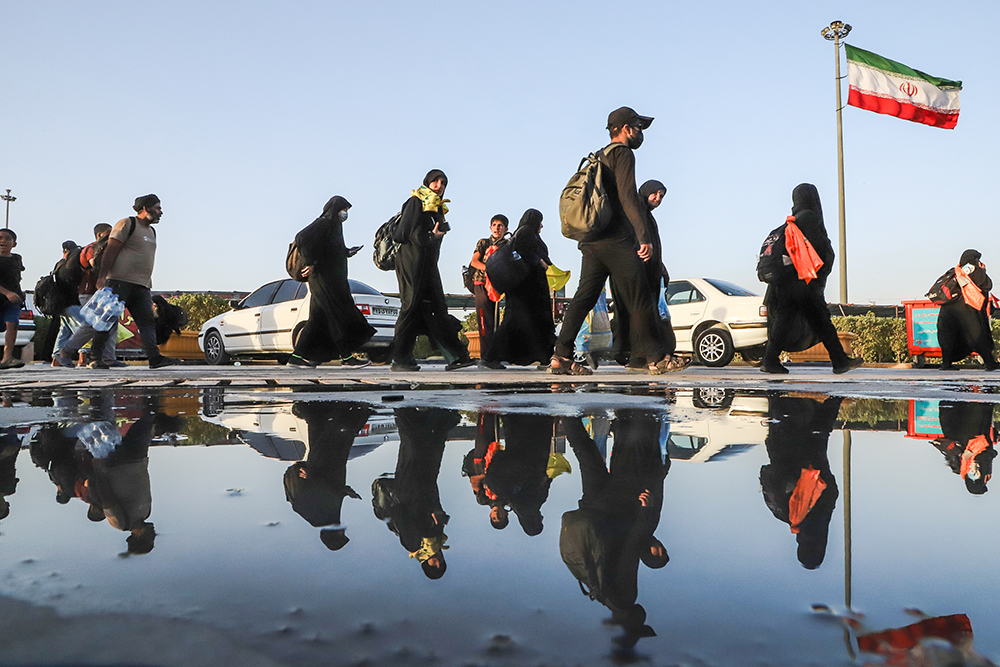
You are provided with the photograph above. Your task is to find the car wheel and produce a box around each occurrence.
[692,387,734,410]
[366,347,392,364]
[694,327,735,367]
[740,344,766,367]
[204,330,231,365]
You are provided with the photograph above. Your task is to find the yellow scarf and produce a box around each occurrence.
[408,534,449,563]
[412,186,449,215]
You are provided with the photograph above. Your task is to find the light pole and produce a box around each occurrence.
[1,189,15,230]
[822,20,852,304]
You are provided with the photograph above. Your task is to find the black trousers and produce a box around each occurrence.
[763,282,848,367]
[555,239,664,362]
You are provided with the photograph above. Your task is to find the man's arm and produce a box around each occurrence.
[95,238,124,289]
[609,147,651,248]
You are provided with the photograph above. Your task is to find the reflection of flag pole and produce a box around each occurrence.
[842,429,855,658]
[822,20,852,304]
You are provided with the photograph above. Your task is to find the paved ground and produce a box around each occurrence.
[3,360,1000,402]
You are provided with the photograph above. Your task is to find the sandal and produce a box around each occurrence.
[548,355,593,376]
[648,355,690,375]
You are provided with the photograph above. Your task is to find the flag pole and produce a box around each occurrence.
[822,20,852,304]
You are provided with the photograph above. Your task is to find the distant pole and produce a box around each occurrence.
[822,20,852,304]
[1,189,15,229]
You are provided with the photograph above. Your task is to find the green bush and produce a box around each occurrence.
[166,294,231,332]
[831,314,909,363]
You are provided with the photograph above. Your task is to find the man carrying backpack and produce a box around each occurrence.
[551,107,669,376]
[60,195,178,369]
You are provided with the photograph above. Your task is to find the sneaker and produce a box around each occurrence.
[445,358,476,371]
[148,355,180,369]
[391,362,421,372]
[832,356,864,374]
[341,356,371,368]
[286,354,317,367]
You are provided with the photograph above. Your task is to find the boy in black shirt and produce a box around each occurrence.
[0,228,26,369]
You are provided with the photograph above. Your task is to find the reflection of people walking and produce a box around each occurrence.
[552,107,669,376]
[482,209,555,367]
[391,170,474,372]
[287,196,375,367]
[469,214,507,357]
[936,250,997,370]
[760,184,862,374]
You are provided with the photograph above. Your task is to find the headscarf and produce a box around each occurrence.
[960,249,982,267]
[638,180,667,208]
[133,194,160,213]
[321,195,351,219]
[516,208,543,233]
[423,169,448,189]
[791,183,823,221]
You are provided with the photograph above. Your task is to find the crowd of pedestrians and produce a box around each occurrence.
[3,105,994,373]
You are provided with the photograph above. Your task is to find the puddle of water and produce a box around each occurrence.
[0,387,998,666]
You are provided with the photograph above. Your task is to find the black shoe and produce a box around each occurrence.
[832,356,864,374]
[585,353,600,370]
[391,362,420,372]
[480,360,505,370]
[445,358,476,371]
[341,356,370,367]
[287,355,317,367]
[938,363,959,371]
[149,355,180,369]
[760,363,789,374]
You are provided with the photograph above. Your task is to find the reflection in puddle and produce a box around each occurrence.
[1,387,998,665]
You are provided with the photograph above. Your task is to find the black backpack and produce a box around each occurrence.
[484,232,529,295]
[756,224,787,284]
[927,267,961,305]
[373,213,402,271]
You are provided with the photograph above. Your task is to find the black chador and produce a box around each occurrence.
[292,196,375,364]
[937,249,997,370]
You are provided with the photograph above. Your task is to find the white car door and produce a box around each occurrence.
[223,282,281,352]
[665,280,709,350]
[258,280,306,351]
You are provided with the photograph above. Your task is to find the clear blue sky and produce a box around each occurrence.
[3,0,997,305]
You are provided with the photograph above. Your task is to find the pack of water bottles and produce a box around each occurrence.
[76,421,122,459]
[80,287,125,331]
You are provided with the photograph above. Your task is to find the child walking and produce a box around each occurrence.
[0,229,26,369]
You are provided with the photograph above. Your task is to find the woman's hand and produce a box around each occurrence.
[432,222,446,239]
[300,265,313,279]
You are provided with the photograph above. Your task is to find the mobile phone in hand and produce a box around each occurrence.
[438,221,451,233]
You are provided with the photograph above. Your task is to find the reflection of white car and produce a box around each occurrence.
[665,278,768,367]
[667,389,768,463]
[198,278,400,365]
[202,404,398,461]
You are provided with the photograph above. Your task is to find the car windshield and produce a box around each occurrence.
[704,279,757,297]
[348,280,383,296]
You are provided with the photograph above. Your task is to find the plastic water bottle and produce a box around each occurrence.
[77,421,122,459]
[80,287,125,331]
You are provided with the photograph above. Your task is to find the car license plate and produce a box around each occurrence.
[372,307,398,316]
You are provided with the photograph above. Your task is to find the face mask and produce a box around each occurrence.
[339,210,349,222]
[627,128,644,149]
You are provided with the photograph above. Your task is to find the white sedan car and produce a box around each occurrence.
[664,278,768,367]
[199,278,400,365]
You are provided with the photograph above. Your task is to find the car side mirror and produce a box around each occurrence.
[230,299,243,309]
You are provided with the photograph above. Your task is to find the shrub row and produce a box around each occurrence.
[831,313,1000,364]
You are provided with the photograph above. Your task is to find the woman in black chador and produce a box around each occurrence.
[761,183,861,374]
[560,410,670,650]
[612,180,683,371]
[289,196,375,366]
[932,400,997,494]
[937,249,997,370]
[373,407,460,579]
[759,395,841,569]
[481,413,556,535]
[391,170,474,371]
[283,401,373,550]
[481,209,556,368]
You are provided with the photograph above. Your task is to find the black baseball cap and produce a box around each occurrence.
[607,106,654,130]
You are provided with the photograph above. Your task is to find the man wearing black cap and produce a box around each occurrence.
[73,195,177,369]
[550,107,669,375]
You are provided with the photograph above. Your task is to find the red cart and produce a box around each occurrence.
[903,299,941,368]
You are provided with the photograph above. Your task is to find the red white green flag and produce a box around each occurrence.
[846,44,961,129]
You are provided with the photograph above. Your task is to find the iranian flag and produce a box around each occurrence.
[846,44,962,129]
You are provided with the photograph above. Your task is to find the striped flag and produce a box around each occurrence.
[846,44,961,129]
